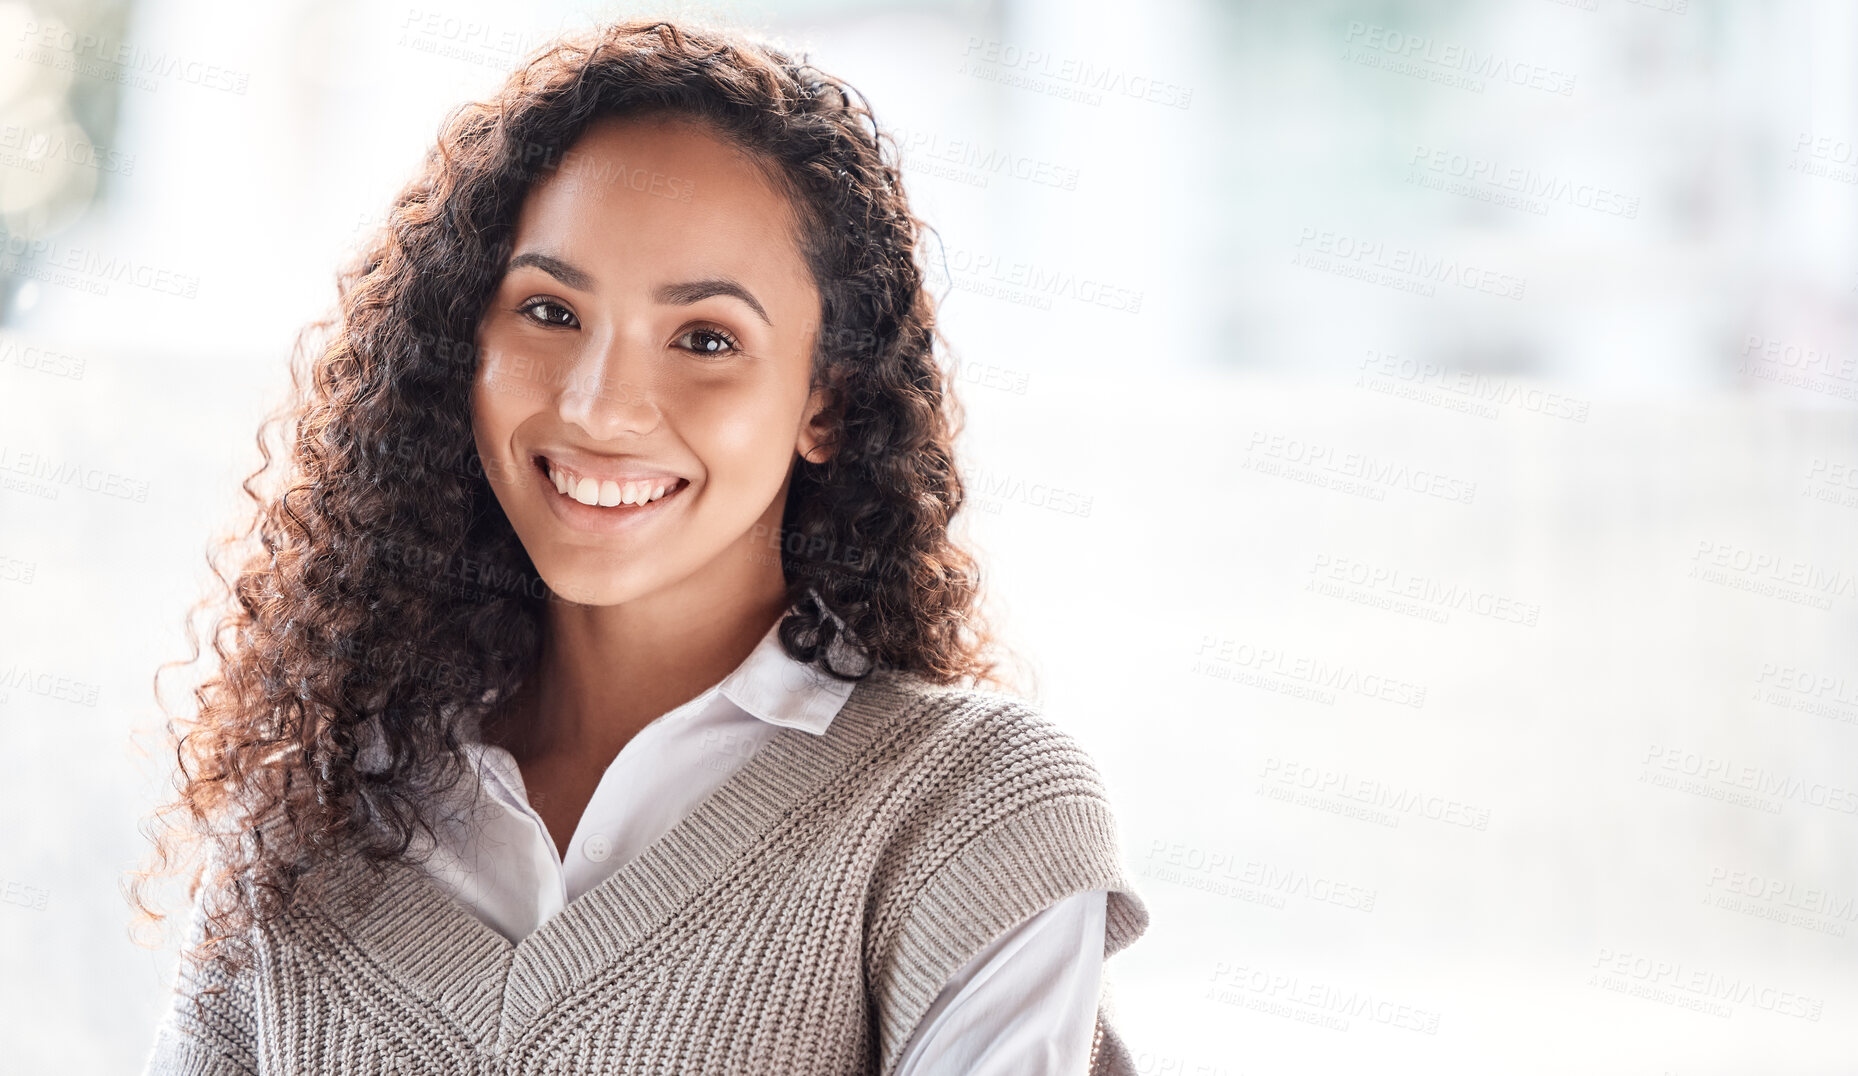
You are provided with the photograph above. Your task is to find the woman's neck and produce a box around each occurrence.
[484,590,789,767]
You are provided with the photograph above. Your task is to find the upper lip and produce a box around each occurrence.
[534,449,688,487]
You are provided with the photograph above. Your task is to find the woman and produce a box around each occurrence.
[132,17,1148,1075]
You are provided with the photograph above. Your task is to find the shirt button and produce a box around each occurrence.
[583,834,611,862]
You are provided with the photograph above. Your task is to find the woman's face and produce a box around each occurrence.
[471,113,829,607]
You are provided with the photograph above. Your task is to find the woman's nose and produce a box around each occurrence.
[558,330,662,438]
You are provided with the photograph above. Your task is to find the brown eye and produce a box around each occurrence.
[675,326,740,357]
[518,299,578,328]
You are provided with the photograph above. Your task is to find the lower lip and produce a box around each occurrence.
[533,456,690,535]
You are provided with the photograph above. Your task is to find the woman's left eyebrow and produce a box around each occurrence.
[653,278,773,327]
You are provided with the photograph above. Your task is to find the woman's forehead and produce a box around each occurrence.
[510,116,805,276]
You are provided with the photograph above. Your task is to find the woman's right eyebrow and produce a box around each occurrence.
[506,251,595,291]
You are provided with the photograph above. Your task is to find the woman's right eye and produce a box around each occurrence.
[518,298,578,328]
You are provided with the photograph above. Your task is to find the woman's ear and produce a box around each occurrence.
[797,383,837,465]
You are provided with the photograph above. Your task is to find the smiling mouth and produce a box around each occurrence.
[534,455,690,509]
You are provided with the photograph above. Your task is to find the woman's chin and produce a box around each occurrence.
[538,572,645,608]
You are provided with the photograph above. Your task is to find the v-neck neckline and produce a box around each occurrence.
[314,666,919,1054]
[469,678,729,877]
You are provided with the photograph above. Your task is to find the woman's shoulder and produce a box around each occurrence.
[857,663,1056,725]
[863,667,1101,760]
[849,666,1120,820]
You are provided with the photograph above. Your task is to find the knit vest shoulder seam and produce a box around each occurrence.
[861,703,1150,1075]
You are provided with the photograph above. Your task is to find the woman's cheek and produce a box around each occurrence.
[685,400,790,491]
[477,341,533,408]
[469,356,533,481]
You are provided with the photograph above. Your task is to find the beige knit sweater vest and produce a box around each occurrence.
[143,666,1150,1075]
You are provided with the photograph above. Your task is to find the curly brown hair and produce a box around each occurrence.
[127,16,1023,1001]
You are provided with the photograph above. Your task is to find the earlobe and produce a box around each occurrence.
[798,432,834,465]
[798,387,837,465]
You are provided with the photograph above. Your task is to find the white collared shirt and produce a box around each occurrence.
[392,618,1108,1075]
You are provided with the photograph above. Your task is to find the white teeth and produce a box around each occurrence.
[547,459,678,508]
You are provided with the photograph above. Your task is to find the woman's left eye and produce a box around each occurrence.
[675,326,740,357]
[518,298,578,328]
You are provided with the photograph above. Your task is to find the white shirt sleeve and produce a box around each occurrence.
[892,888,1109,1076]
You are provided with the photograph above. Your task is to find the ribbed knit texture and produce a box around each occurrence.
[143,666,1150,1075]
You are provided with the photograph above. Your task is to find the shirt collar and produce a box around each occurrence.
[712,615,857,735]
[358,613,856,774]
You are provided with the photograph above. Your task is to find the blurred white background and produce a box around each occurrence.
[2,0,1856,1072]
